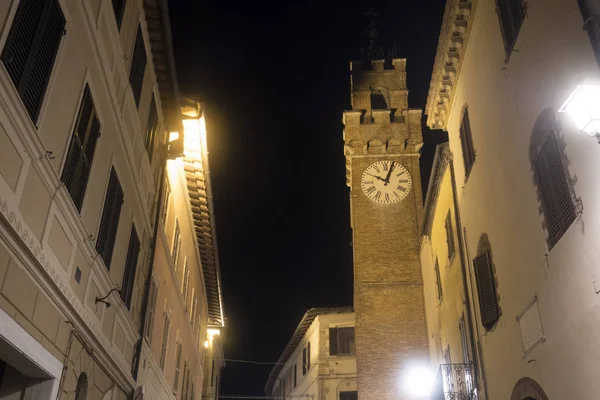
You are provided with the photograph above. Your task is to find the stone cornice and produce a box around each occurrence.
[425,0,476,129]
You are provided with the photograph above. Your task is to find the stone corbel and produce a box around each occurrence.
[367,139,385,154]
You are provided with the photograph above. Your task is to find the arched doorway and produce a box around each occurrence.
[510,377,548,400]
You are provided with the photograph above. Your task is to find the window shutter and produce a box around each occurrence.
[1,0,65,122]
[460,109,476,177]
[459,315,469,363]
[534,134,576,246]
[293,364,297,388]
[129,25,147,107]
[174,343,182,390]
[61,85,100,212]
[120,226,140,309]
[146,95,159,160]
[302,347,307,375]
[329,328,338,356]
[112,0,126,28]
[445,212,455,260]
[307,342,311,370]
[145,280,157,342]
[434,258,443,301]
[96,168,124,269]
[473,251,499,330]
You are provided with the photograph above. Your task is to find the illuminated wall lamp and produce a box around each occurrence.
[559,84,600,143]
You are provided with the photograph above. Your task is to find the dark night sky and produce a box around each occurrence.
[168,0,448,396]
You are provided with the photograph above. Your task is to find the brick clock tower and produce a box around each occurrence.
[343,58,428,399]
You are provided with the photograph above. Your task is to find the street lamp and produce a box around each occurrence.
[559,84,600,142]
[403,364,435,398]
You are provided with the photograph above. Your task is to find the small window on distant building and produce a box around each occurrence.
[496,0,525,58]
[329,327,356,356]
[340,391,358,400]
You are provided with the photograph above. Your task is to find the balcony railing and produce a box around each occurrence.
[431,363,476,400]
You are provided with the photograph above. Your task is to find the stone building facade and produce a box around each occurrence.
[342,59,428,399]
[0,1,224,399]
[266,308,356,400]
[424,0,600,398]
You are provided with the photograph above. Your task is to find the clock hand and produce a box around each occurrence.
[384,162,395,185]
[366,173,386,182]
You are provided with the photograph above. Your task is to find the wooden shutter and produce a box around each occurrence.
[1,0,65,122]
[445,211,455,260]
[473,251,499,330]
[159,314,170,369]
[460,109,476,177]
[307,342,311,370]
[146,95,159,161]
[145,280,157,342]
[302,347,307,375]
[112,0,126,28]
[293,364,297,387]
[96,168,124,269]
[120,226,140,309]
[129,25,147,107]
[174,343,182,390]
[61,85,100,212]
[534,134,576,246]
[435,258,443,301]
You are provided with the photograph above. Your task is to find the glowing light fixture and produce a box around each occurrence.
[559,84,600,142]
[207,328,221,348]
[183,116,207,160]
[403,364,434,398]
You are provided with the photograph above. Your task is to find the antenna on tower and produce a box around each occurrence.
[360,8,385,61]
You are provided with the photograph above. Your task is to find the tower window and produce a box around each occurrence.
[370,91,388,109]
[496,0,525,57]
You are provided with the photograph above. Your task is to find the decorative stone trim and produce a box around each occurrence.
[425,0,476,129]
[421,143,452,237]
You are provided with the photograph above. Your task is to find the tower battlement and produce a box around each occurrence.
[350,58,408,114]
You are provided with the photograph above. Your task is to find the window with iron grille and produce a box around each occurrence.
[173,342,182,391]
[445,211,455,261]
[95,168,124,269]
[61,84,100,212]
[129,25,147,108]
[459,108,476,179]
[120,225,140,309]
[533,132,576,248]
[144,279,158,343]
[496,0,525,57]
[474,249,500,330]
[146,95,159,161]
[329,327,356,356]
[1,0,65,123]
[159,312,170,369]
[112,0,126,29]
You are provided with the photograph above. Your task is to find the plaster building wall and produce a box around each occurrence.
[268,308,356,400]
[0,0,194,399]
[426,0,600,398]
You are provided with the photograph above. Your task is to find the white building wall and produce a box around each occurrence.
[431,0,600,398]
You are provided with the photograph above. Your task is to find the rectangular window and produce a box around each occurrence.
[445,211,455,261]
[144,279,158,342]
[182,259,190,300]
[474,251,500,330]
[159,313,170,369]
[120,225,140,309]
[161,178,171,225]
[61,84,100,212]
[145,95,159,161]
[340,391,358,400]
[173,342,182,391]
[459,315,469,363]
[460,109,476,179]
[111,0,126,29]
[435,257,443,301]
[293,364,297,388]
[96,168,124,269]
[172,219,181,268]
[191,296,197,325]
[329,327,356,356]
[496,0,525,56]
[302,347,307,375]
[307,342,311,371]
[129,25,147,107]
[1,0,65,122]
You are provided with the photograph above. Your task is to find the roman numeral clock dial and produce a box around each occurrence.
[360,161,412,204]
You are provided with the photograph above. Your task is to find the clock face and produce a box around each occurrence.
[360,161,412,204]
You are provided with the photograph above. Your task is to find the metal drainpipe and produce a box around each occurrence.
[448,158,487,398]
[131,144,168,383]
